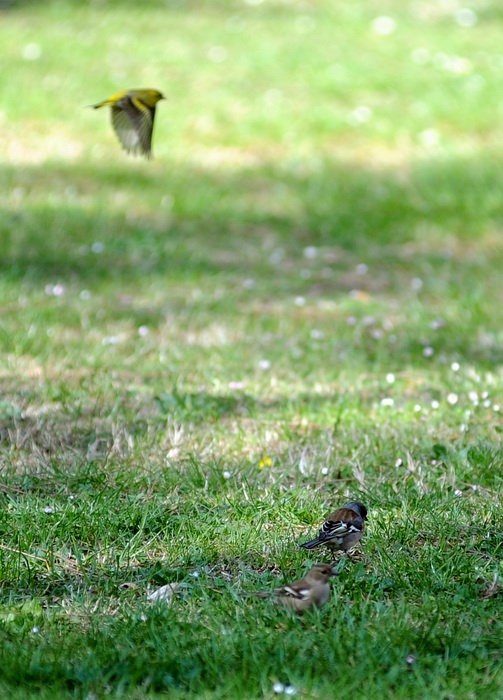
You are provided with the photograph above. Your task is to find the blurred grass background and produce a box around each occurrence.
[0,1,502,698]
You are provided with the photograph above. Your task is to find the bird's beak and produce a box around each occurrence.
[329,568,339,577]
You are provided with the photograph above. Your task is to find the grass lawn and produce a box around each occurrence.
[0,0,502,697]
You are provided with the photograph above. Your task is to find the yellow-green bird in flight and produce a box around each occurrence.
[91,88,165,158]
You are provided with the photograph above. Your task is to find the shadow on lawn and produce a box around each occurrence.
[1,153,502,287]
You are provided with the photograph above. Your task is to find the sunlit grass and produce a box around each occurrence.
[0,1,502,698]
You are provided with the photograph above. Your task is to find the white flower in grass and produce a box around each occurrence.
[431,400,440,409]
[228,381,244,390]
[460,424,469,432]
[31,626,40,634]
[419,129,439,149]
[395,458,403,467]
[91,242,104,254]
[285,687,297,696]
[371,16,396,36]
[386,373,395,384]
[303,246,317,259]
[451,362,460,371]
[348,106,372,125]
[493,405,500,412]
[447,393,458,405]
[191,571,200,578]
[310,329,324,340]
[23,43,41,60]
[468,391,478,402]
[294,296,306,307]
[371,329,383,340]
[406,654,416,665]
[138,325,149,337]
[455,489,463,496]
[321,467,329,475]
[423,347,434,358]
[381,398,394,407]
[44,506,54,514]
[258,359,271,370]
[273,683,285,694]
[222,471,232,480]
[454,8,477,28]
[269,249,284,265]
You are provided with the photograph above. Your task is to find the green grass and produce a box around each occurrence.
[0,0,502,697]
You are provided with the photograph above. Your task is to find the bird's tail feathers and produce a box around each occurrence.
[300,538,322,550]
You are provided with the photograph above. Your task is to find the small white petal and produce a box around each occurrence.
[451,362,460,371]
[23,43,41,60]
[371,16,396,35]
[294,296,306,307]
[381,398,394,407]
[222,471,232,479]
[273,682,285,694]
[386,373,395,384]
[454,8,477,28]
[303,246,318,259]
[447,393,458,405]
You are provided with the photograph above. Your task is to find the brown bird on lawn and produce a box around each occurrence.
[253,563,337,613]
[301,501,367,553]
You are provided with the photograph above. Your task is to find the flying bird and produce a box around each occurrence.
[301,501,367,553]
[253,563,337,613]
[91,88,165,158]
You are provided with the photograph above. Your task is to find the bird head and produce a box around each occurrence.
[343,501,367,519]
[308,564,338,582]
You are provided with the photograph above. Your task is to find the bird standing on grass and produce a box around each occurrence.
[91,88,165,158]
[301,501,367,554]
[253,563,337,612]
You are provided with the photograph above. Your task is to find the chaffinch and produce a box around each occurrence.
[301,501,367,553]
[254,563,337,612]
